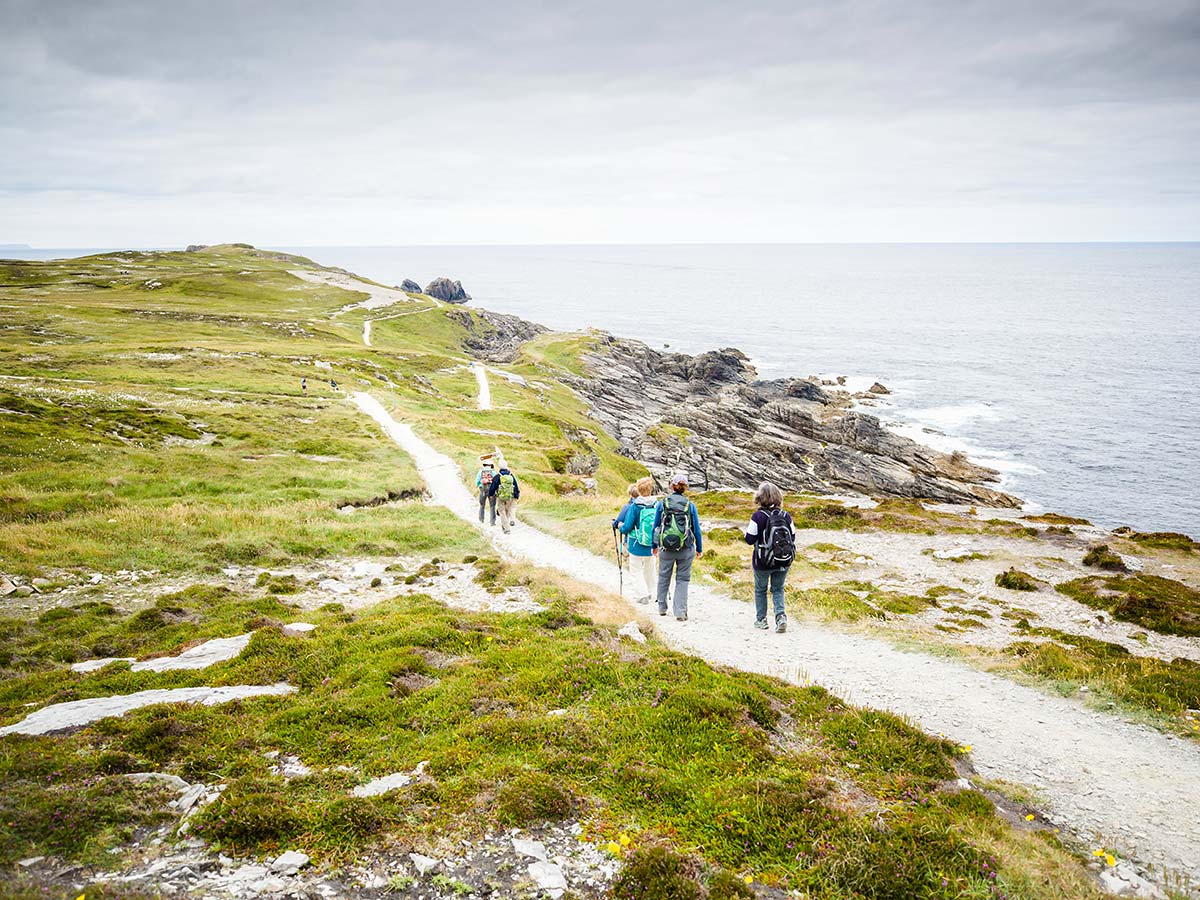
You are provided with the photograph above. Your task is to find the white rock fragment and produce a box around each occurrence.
[319,578,351,595]
[0,683,296,736]
[349,561,387,579]
[528,860,568,897]
[282,622,317,637]
[72,657,137,673]
[133,634,253,672]
[271,850,310,875]
[352,761,428,797]
[409,853,440,876]
[513,837,549,861]
[17,856,44,867]
[617,621,647,644]
[125,772,190,791]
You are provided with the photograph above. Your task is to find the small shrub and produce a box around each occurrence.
[995,569,1039,591]
[610,847,702,900]
[1057,574,1200,637]
[1082,545,1127,572]
[494,772,572,825]
[322,796,385,841]
[707,869,754,900]
[255,572,300,594]
[1127,531,1199,552]
[192,786,305,849]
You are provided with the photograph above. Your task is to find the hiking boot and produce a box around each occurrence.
[676,615,687,622]
[775,616,787,634]
[637,595,650,605]
[754,619,769,630]
[658,607,667,616]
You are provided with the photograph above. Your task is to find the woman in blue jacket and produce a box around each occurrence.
[618,477,658,604]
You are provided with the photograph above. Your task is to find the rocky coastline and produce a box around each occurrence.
[463,316,1019,506]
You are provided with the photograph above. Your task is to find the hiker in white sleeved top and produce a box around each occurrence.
[743,480,796,633]
[475,460,497,526]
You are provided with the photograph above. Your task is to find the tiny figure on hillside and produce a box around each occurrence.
[330,379,338,390]
[652,472,702,621]
[619,477,660,605]
[744,480,796,633]
[476,458,498,526]
[488,457,520,534]
[301,377,307,395]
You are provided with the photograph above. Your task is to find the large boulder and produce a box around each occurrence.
[400,278,421,293]
[425,277,471,304]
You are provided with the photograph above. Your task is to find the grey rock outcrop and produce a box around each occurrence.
[425,277,472,304]
[568,334,1019,507]
[447,308,547,362]
[400,278,422,293]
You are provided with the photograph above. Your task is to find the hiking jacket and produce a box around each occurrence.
[475,469,495,490]
[619,496,658,557]
[613,500,634,530]
[487,469,520,500]
[744,506,796,571]
[651,492,702,554]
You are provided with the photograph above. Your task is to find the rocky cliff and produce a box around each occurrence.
[567,334,1019,506]
[425,277,471,304]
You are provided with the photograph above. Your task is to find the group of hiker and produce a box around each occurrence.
[613,473,795,631]
[475,455,520,533]
[471,450,795,632]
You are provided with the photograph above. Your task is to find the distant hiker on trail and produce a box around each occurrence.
[652,472,702,621]
[612,483,639,568]
[475,459,498,526]
[488,457,520,533]
[301,377,307,394]
[744,480,796,633]
[619,477,659,605]
[329,378,338,391]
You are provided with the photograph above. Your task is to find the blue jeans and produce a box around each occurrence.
[753,567,788,622]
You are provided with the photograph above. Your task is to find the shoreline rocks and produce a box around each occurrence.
[424,277,472,304]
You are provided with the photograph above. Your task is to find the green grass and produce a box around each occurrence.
[1007,627,1200,723]
[0,579,1098,897]
[1055,574,1200,637]
[995,569,1040,592]
[1082,545,1127,572]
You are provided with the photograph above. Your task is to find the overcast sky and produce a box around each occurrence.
[2,0,1198,246]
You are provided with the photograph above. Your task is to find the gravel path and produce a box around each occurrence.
[352,388,1200,890]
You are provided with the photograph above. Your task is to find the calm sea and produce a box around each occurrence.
[11,244,1199,534]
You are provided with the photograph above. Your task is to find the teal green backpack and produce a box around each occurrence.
[634,505,657,547]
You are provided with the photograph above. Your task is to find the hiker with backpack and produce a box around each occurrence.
[487,457,520,533]
[475,459,498,526]
[618,477,659,604]
[652,472,702,621]
[743,480,796,633]
[612,483,640,571]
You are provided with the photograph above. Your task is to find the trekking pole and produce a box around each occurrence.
[612,524,624,596]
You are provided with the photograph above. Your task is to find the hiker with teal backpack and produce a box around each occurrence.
[612,483,639,574]
[487,457,520,534]
[652,472,702,621]
[618,476,659,604]
[743,480,796,633]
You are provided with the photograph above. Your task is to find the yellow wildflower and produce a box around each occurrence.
[1092,849,1105,858]
[607,841,621,856]
[1024,814,1035,822]
[1105,854,1116,867]
[744,875,753,885]
[619,834,631,847]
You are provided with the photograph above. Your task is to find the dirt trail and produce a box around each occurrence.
[290,269,440,347]
[351,387,1200,890]
[474,363,492,410]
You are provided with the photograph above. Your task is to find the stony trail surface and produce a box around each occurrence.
[352,389,1200,889]
[474,362,492,410]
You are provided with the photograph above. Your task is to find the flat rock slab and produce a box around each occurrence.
[0,683,295,736]
[528,860,568,897]
[70,633,252,674]
[282,622,316,636]
[618,621,647,644]
[352,761,427,797]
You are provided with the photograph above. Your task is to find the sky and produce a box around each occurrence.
[2,0,1199,246]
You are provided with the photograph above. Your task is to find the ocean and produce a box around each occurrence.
[10,243,1199,534]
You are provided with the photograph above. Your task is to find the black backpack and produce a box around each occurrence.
[658,494,694,552]
[755,508,795,569]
